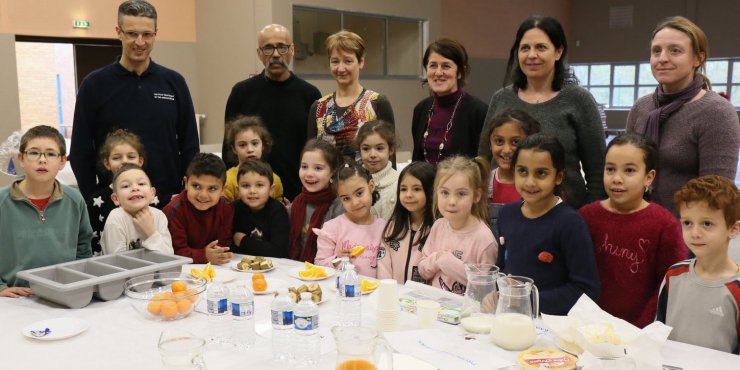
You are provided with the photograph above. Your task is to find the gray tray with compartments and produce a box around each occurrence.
[16,250,192,309]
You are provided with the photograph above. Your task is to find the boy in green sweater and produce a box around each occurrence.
[0,125,93,298]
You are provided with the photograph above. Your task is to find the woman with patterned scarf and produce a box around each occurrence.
[307,30,395,160]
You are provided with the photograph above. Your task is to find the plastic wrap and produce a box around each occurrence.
[0,130,23,176]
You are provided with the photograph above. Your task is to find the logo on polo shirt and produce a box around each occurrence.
[709,306,724,317]
[153,93,175,101]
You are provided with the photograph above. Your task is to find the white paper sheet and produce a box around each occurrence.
[384,329,513,370]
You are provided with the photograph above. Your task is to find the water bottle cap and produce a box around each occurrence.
[300,292,312,300]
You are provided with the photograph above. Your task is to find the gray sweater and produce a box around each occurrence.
[627,90,740,215]
[478,85,607,208]
[657,259,740,354]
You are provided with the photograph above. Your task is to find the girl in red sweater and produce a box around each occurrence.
[579,133,687,327]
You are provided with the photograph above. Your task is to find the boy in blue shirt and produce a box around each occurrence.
[0,125,93,298]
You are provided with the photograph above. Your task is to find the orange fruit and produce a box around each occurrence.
[171,280,187,293]
[161,301,178,319]
[176,299,192,313]
[147,300,162,315]
[253,278,267,292]
[252,273,265,283]
[184,289,199,303]
[153,291,173,300]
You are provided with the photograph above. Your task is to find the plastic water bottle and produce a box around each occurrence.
[206,281,231,344]
[335,256,350,291]
[338,264,361,327]
[230,281,255,349]
[271,289,295,360]
[293,292,320,366]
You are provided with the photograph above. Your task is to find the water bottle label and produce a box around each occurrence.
[232,301,254,317]
[271,309,293,325]
[207,298,228,314]
[342,284,358,298]
[294,314,318,331]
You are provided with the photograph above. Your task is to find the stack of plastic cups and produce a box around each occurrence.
[375,279,400,332]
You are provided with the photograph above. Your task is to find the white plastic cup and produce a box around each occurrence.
[376,309,400,332]
[416,300,440,329]
[376,279,400,311]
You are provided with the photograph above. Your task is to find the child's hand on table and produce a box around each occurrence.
[0,287,33,298]
[205,240,233,265]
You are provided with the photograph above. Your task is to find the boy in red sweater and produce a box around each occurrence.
[164,153,233,264]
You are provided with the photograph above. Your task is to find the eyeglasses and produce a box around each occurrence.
[120,29,157,41]
[258,44,291,55]
[24,151,62,161]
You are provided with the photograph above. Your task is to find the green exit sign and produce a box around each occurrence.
[73,20,90,28]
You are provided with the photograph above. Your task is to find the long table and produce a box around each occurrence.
[1,256,738,370]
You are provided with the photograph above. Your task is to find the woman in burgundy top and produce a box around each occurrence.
[411,38,487,165]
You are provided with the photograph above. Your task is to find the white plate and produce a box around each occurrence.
[288,267,336,281]
[188,264,238,283]
[22,318,89,341]
[231,261,276,273]
[249,278,288,295]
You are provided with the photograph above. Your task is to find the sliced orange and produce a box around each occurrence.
[252,273,265,283]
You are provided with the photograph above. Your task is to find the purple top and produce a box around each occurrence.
[423,88,465,165]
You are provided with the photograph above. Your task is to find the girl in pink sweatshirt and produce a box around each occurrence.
[314,162,386,278]
[378,161,436,284]
[418,156,498,295]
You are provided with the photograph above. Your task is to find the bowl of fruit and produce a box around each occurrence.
[124,272,207,321]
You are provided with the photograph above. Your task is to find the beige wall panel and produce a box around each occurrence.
[0,0,195,41]
[440,0,571,59]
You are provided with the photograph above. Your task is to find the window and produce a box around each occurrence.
[571,58,740,109]
[292,6,424,78]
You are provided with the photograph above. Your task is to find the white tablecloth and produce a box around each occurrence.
[1,256,738,370]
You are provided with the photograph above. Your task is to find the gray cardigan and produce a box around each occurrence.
[478,85,607,208]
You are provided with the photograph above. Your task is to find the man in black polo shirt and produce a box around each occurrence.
[223,24,321,201]
[70,0,199,206]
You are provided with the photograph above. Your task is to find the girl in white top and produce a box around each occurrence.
[101,164,173,255]
[354,120,399,220]
[418,156,497,294]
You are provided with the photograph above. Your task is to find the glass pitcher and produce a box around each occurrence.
[490,275,539,351]
[332,326,393,370]
[462,263,502,317]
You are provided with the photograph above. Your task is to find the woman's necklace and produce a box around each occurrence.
[423,92,464,162]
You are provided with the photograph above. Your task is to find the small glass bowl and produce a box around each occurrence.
[124,272,207,321]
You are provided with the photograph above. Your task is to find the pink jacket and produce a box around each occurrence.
[378,226,428,284]
[417,218,497,294]
[314,214,386,278]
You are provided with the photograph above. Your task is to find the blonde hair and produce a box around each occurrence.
[653,16,710,86]
[325,30,365,61]
[433,156,489,221]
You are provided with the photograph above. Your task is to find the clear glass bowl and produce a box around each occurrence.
[124,272,207,321]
